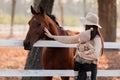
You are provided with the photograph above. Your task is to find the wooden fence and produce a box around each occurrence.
[0,40,120,77]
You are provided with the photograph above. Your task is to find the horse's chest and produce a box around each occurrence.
[42,48,71,58]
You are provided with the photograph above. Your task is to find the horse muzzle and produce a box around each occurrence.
[23,40,32,50]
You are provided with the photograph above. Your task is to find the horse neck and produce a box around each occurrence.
[46,15,62,36]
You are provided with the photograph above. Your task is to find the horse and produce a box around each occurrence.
[23,6,77,80]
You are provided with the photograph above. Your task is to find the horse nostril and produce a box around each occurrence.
[27,41,30,46]
[23,41,31,50]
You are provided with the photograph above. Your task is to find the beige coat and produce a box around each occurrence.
[52,30,102,64]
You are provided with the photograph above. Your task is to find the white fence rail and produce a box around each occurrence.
[0,40,120,49]
[0,40,120,77]
[0,70,120,77]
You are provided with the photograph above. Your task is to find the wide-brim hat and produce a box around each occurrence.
[80,12,102,28]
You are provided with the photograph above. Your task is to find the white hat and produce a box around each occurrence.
[80,12,102,28]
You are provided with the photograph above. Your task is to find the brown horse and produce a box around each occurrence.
[24,6,76,80]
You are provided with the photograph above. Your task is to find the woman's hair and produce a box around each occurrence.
[85,25,99,40]
[85,25,104,55]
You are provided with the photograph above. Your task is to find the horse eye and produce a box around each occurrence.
[37,23,41,27]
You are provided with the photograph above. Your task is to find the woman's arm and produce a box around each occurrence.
[52,34,80,44]
[44,28,92,44]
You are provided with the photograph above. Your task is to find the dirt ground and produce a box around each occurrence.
[0,35,120,80]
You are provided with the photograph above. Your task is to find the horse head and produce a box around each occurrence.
[24,6,61,50]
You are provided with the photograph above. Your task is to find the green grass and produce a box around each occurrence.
[14,14,31,24]
[0,13,82,26]
[1,12,120,27]
[0,12,11,24]
[64,15,82,26]
[0,12,31,25]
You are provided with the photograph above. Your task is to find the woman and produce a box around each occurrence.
[44,12,104,80]
[74,12,104,80]
[75,25,103,80]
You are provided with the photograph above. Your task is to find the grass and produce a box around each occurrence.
[0,12,31,25]
[64,15,82,26]
[14,14,31,24]
[0,12,11,24]
[0,12,82,26]
[1,12,120,28]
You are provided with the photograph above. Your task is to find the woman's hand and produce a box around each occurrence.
[90,28,93,31]
[44,27,54,38]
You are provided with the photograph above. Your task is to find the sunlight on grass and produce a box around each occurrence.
[64,15,82,26]
[0,11,31,25]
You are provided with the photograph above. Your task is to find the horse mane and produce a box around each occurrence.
[47,14,60,26]
[46,14,80,36]
[47,14,64,30]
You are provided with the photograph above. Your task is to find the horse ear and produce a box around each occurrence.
[31,6,36,14]
[39,6,44,14]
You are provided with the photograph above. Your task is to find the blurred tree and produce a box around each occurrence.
[83,0,87,16]
[34,0,54,14]
[58,0,64,26]
[98,0,117,42]
[33,0,41,10]
[22,0,54,80]
[9,0,16,37]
